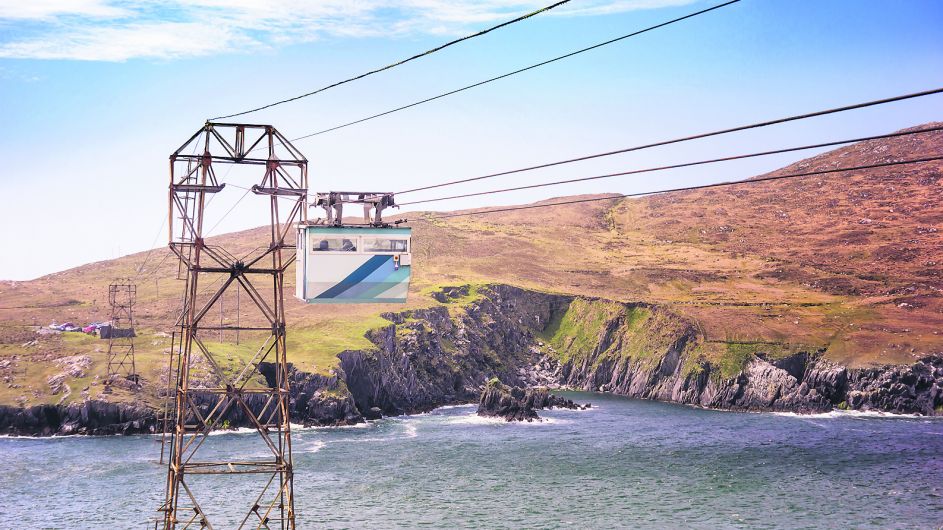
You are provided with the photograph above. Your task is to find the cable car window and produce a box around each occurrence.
[310,236,357,252]
[362,237,408,253]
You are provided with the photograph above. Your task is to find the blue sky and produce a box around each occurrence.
[0,0,941,280]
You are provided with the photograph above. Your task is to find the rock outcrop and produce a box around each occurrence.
[260,363,363,426]
[333,285,569,418]
[477,380,588,422]
[0,400,157,436]
[844,357,943,414]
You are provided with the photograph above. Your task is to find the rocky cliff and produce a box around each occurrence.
[2,284,941,435]
[288,284,943,421]
[544,295,942,416]
[0,400,157,436]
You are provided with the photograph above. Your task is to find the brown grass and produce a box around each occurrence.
[1,125,941,406]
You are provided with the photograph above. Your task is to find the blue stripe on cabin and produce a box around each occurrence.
[356,267,411,299]
[333,259,397,299]
[315,255,390,299]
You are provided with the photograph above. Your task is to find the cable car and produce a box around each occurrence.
[296,192,412,304]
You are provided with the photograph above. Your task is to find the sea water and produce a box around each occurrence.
[2,392,941,529]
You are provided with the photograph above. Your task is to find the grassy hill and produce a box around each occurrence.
[1,123,940,408]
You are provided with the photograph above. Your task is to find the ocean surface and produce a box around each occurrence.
[2,392,942,529]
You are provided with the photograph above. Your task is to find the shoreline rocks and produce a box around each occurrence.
[2,285,941,436]
[477,379,590,422]
[0,400,158,436]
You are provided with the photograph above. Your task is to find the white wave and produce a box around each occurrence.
[403,422,418,438]
[434,403,477,411]
[331,418,421,443]
[290,421,373,431]
[448,412,568,426]
[448,414,508,426]
[207,427,257,436]
[297,440,326,453]
[545,405,597,413]
[523,416,568,425]
[398,410,432,418]
[0,434,67,440]
[772,409,936,420]
[1,432,146,440]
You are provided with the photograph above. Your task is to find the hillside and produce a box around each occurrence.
[0,123,941,411]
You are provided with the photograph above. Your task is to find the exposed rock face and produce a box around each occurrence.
[478,383,540,422]
[477,381,588,422]
[703,356,832,414]
[260,363,363,426]
[3,285,942,435]
[0,400,157,436]
[844,357,943,414]
[335,285,570,418]
[552,324,941,416]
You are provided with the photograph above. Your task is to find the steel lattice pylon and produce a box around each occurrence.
[159,123,307,529]
[106,282,138,384]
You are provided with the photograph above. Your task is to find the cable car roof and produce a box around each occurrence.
[303,225,411,235]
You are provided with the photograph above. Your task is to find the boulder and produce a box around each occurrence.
[477,379,588,422]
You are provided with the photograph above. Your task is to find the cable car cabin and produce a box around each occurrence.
[296,225,412,303]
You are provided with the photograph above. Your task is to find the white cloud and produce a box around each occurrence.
[0,0,127,20]
[0,0,697,61]
[0,21,257,61]
[553,0,696,16]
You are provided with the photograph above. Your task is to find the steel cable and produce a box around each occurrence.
[399,126,943,206]
[289,0,741,141]
[396,87,943,195]
[412,155,943,221]
[210,0,572,120]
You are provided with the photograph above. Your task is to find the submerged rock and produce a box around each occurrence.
[477,379,589,422]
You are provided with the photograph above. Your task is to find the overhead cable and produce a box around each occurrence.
[206,187,253,236]
[133,217,168,280]
[134,137,202,280]
[412,155,943,221]
[398,126,943,205]
[209,0,572,120]
[290,0,741,141]
[397,87,943,195]
[136,251,172,283]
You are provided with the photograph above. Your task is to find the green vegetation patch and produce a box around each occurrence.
[441,284,485,305]
[610,306,695,370]
[680,355,706,379]
[696,340,815,382]
[539,299,695,371]
[60,332,98,347]
[539,298,624,364]
[286,314,389,374]
[718,342,756,381]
